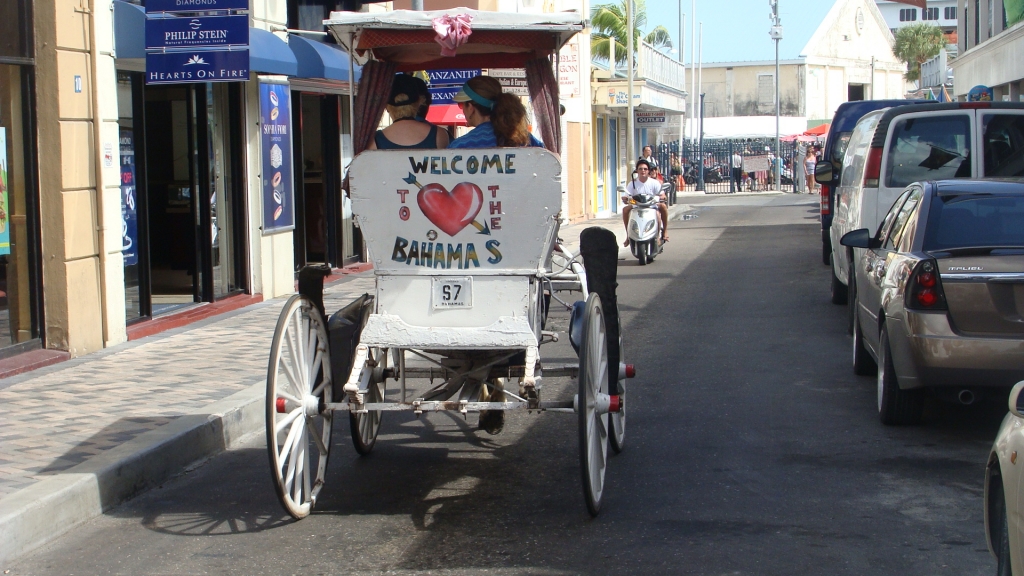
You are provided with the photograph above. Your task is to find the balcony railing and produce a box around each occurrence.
[637,40,687,93]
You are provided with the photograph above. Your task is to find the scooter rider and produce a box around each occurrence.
[621,159,669,246]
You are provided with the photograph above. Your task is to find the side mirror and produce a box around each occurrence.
[1009,381,1024,418]
[840,228,881,249]
[814,161,833,185]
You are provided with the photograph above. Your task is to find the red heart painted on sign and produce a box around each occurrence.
[417,182,483,236]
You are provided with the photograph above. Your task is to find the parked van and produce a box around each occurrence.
[816,100,924,266]
[824,102,1024,306]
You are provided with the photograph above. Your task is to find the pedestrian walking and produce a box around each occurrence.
[804,147,817,195]
[731,150,743,186]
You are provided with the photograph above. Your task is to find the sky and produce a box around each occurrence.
[638,0,838,64]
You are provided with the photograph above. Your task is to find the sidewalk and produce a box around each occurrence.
[0,212,670,566]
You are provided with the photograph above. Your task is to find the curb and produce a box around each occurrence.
[0,381,266,566]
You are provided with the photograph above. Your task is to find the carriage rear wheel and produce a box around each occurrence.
[578,293,609,517]
[350,348,386,455]
[266,295,333,519]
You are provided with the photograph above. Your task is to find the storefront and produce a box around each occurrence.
[113,2,297,321]
[0,0,43,357]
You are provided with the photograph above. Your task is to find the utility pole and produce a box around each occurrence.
[626,0,635,174]
[769,0,783,191]
[690,0,695,143]
[679,11,684,164]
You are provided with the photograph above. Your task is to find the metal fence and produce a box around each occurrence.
[650,139,802,195]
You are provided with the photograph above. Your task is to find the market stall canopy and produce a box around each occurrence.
[803,123,830,136]
[324,8,586,72]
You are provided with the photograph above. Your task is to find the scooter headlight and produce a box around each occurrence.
[644,220,656,233]
[630,221,640,234]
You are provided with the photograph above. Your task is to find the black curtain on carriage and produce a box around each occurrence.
[525,57,560,156]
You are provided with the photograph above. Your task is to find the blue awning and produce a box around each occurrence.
[249,28,298,76]
[113,0,146,60]
[288,35,360,82]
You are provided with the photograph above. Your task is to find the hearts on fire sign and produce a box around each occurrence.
[348,149,563,273]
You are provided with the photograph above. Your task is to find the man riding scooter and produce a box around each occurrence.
[621,159,669,246]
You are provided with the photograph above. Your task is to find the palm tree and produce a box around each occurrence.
[591,0,672,68]
[893,23,946,82]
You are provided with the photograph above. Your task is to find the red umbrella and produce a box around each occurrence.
[803,123,830,136]
[426,104,466,126]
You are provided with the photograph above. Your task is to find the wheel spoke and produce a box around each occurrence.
[278,416,305,474]
[275,408,302,435]
[277,389,301,404]
[305,417,329,456]
[305,323,318,387]
[292,313,307,389]
[302,433,311,503]
[283,324,305,397]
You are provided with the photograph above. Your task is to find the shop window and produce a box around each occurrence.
[0,64,40,349]
[0,0,29,60]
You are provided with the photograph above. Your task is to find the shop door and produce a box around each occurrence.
[140,82,246,316]
[292,93,342,269]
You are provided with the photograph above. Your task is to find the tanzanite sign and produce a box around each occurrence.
[146,0,249,13]
[146,15,248,50]
[426,69,480,86]
[146,50,249,84]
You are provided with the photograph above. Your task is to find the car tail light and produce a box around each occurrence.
[863,147,882,188]
[905,260,948,311]
[820,184,831,216]
[959,102,991,109]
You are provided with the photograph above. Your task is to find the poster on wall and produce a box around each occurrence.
[0,128,10,256]
[260,82,294,234]
[119,130,138,266]
[1006,0,1024,27]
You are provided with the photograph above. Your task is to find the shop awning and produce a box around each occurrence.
[425,104,466,126]
[113,0,146,60]
[288,35,360,82]
[250,28,298,76]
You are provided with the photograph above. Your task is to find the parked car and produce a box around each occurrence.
[816,99,925,267]
[840,180,1024,425]
[985,380,1024,576]
[825,102,1024,308]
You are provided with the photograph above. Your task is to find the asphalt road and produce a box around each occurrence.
[10,195,1004,575]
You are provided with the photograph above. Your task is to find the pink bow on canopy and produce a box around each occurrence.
[432,14,474,57]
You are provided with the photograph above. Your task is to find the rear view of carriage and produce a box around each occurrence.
[263,8,633,519]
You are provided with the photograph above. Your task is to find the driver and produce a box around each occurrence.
[621,159,669,246]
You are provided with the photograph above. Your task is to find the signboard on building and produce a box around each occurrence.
[145,15,248,50]
[635,110,667,127]
[145,0,249,13]
[146,0,249,84]
[429,86,461,105]
[146,50,249,84]
[260,83,295,234]
[486,69,530,97]
[119,130,138,266]
[427,69,480,86]
[968,85,994,102]
[558,40,580,98]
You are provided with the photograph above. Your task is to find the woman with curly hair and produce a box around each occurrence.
[449,76,543,149]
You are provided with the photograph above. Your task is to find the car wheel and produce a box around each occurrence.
[877,325,924,425]
[852,301,876,376]
[830,253,848,305]
[997,492,1013,576]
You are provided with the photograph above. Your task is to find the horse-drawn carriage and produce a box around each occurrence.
[265,8,632,519]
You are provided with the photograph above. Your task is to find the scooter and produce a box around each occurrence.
[625,186,663,266]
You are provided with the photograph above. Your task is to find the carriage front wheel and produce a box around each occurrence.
[266,294,334,519]
[578,293,609,516]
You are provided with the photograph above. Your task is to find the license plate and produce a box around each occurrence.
[431,277,473,309]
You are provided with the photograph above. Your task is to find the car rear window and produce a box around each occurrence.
[982,114,1024,177]
[924,194,1024,250]
[886,115,971,188]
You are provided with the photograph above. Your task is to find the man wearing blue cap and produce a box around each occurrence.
[449,76,543,149]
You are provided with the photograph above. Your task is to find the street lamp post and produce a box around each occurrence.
[626,0,635,175]
[770,0,783,191]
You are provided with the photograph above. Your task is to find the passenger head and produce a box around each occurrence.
[454,76,531,146]
[387,74,428,121]
[643,145,653,157]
